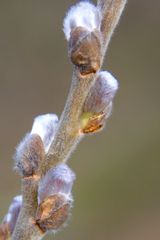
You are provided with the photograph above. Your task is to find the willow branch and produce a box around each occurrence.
[12,178,44,240]
[41,69,95,175]
[0,1,127,240]
[98,0,127,53]
[41,0,127,175]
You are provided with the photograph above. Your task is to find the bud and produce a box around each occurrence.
[31,113,58,152]
[81,71,118,133]
[0,196,22,237]
[63,1,102,75]
[14,134,45,177]
[38,163,75,204]
[69,27,101,75]
[14,113,58,177]
[36,164,75,232]
[84,71,118,113]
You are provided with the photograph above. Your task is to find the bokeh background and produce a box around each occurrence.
[0,0,160,239]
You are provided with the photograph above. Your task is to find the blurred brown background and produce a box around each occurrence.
[0,0,160,239]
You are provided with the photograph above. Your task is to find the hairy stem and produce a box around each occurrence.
[39,0,126,174]
[98,0,127,53]
[41,68,96,175]
[41,0,127,175]
[12,178,44,240]
[2,1,127,239]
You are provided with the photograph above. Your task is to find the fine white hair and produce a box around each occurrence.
[99,71,119,93]
[31,113,58,152]
[4,195,22,223]
[63,1,101,40]
[38,163,76,204]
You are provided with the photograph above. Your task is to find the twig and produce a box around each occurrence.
[12,178,44,240]
[98,0,127,54]
[0,1,127,239]
[42,69,95,175]
[42,0,127,175]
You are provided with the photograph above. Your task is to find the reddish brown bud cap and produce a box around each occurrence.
[37,164,75,232]
[0,222,10,240]
[36,194,71,232]
[69,27,101,75]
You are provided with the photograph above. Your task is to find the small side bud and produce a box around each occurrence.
[36,164,75,232]
[84,71,118,113]
[63,1,102,75]
[14,134,45,177]
[38,163,75,204]
[0,196,22,237]
[81,71,118,133]
[31,113,58,152]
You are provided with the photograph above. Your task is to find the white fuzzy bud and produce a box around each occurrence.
[14,134,45,177]
[36,164,75,232]
[38,163,76,204]
[81,71,118,134]
[98,71,119,100]
[63,1,101,40]
[31,113,58,152]
[84,71,118,113]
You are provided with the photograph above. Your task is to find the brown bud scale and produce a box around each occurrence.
[0,223,10,240]
[81,112,105,134]
[36,194,71,232]
[69,27,101,75]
